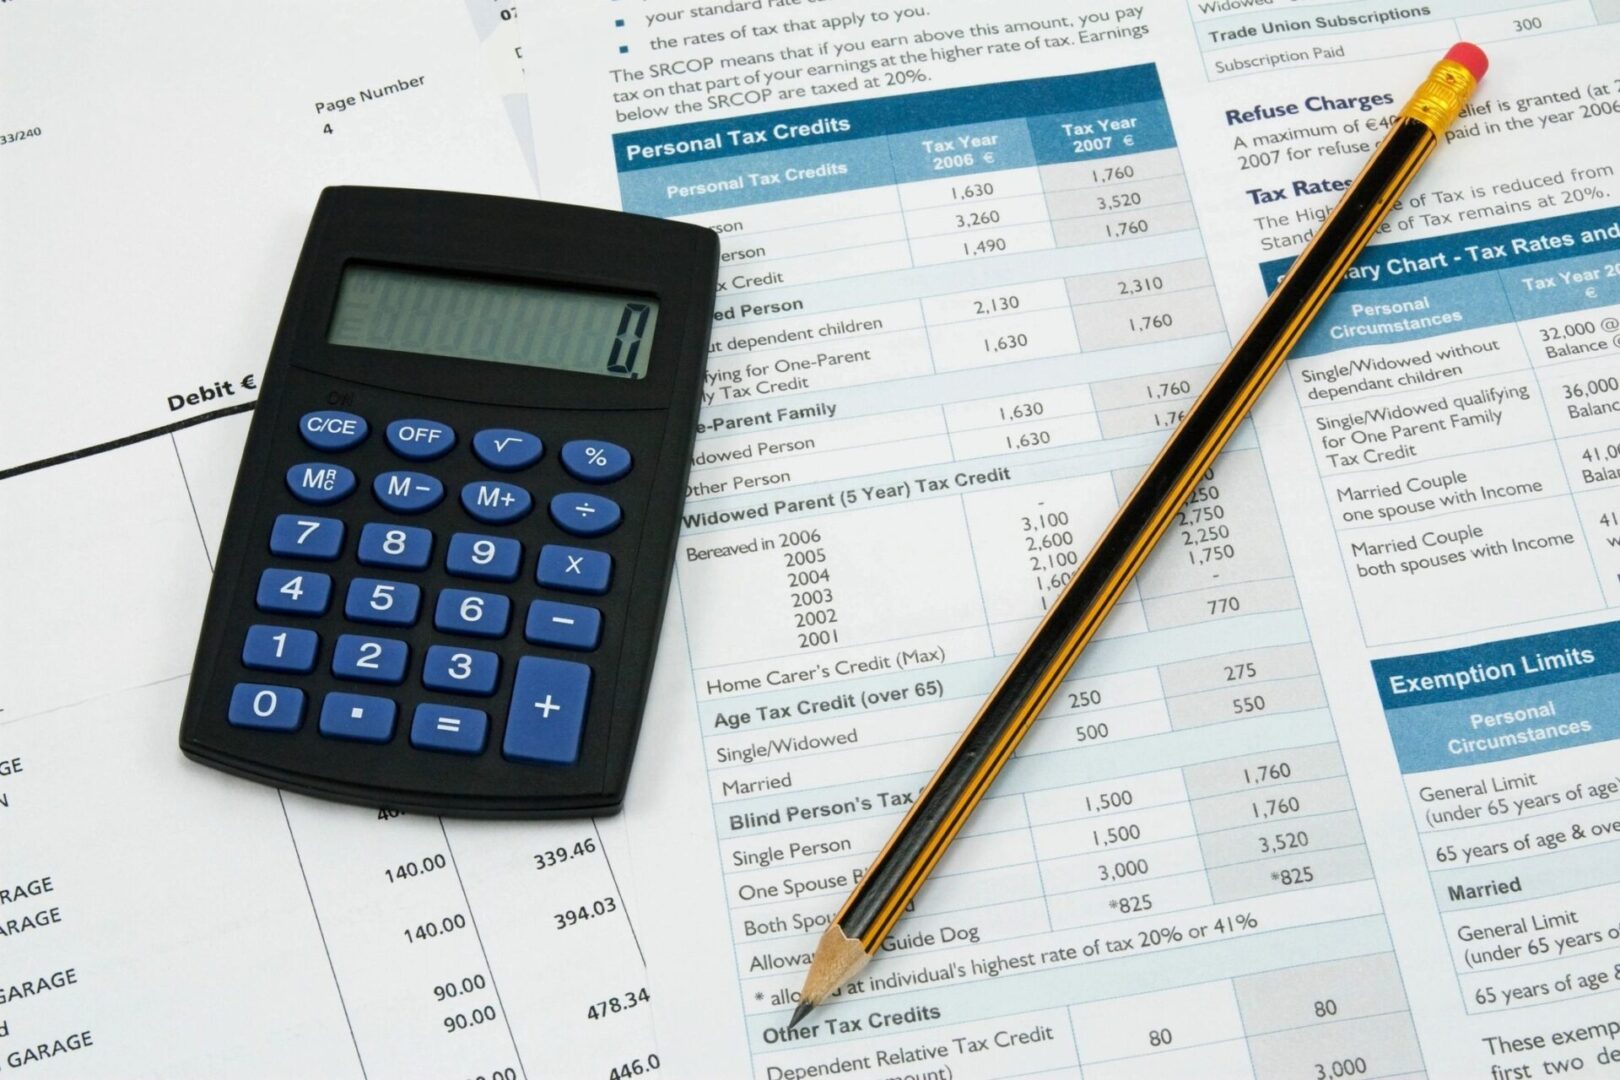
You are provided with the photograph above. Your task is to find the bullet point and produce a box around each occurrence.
[618,44,628,53]
[615,18,624,27]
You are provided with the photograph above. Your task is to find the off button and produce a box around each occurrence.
[387,418,456,461]
[299,410,368,452]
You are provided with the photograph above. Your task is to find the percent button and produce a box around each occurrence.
[560,440,632,483]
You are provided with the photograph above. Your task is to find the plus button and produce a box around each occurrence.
[534,694,561,719]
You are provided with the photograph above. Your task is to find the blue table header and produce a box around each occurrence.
[613,65,1163,172]
[1371,619,1620,711]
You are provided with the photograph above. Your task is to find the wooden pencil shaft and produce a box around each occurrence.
[836,116,1438,947]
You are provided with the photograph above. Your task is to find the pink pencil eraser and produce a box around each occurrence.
[1444,42,1488,81]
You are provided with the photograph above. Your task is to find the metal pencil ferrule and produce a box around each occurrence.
[1398,58,1478,134]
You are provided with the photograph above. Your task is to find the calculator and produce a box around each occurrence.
[178,187,719,817]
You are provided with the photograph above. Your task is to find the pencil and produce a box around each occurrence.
[787,42,1488,1030]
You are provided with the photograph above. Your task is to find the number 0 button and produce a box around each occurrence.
[435,589,510,638]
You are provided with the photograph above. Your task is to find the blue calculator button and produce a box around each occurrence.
[299,410,368,452]
[386,418,456,461]
[269,514,344,560]
[345,578,421,626]
[435,589,511,638]
[560,440,632,483]
[472,428,544,471]
[373,471,445,513]
[410,704,488,755]
[446,533,521,581]
[256,568,332,615]
[357,523,433,569]
[423,645,500,695]
[525,601,601,651]
[332,634,409,684]
[537,545,612,595]
[461,480,533,524]
[286,463,356,506]
[228,684,305,732]
[242,625,319,673]
[550,492,621,537]
[504,657,591,765]
[319,693,396,743]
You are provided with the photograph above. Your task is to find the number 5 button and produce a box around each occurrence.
[435,589,510,638]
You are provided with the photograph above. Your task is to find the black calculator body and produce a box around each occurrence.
[178,187,719,817]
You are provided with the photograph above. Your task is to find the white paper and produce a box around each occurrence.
[522,1,1620,1076]
[1,3,657,1076]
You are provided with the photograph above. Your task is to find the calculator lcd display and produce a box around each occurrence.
[327,264,657,379]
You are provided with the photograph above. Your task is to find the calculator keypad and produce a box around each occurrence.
[230,404,639,773]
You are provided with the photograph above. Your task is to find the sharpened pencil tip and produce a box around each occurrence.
[788,1001,814,1030]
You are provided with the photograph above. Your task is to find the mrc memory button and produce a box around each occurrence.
[298,410,368,452]
[286,463,356,505]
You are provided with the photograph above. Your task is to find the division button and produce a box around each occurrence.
[525,600,601,651]
[560,440,631,483]
[549,492,621,537]
[228,683,305,732]
[386,418,456,461]
[286,463,356,505]
[373,471,445,513]
[410,704,488,755]
[503,656,591,765]
[472,428,544,471]
[461,480,533,525]
[537,544,612,595]
[269,514,344,560]
[318,693,397,743]
[242,624,319,673]
[298,410,368,452]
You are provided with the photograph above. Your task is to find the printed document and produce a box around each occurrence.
[1,3,658,1077]
[524,1,1620,1076]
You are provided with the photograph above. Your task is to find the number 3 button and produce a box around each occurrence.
[423,646,498,695]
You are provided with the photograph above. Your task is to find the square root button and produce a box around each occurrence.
[503,657,591,765]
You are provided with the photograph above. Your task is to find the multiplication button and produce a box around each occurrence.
[537,544,611,594]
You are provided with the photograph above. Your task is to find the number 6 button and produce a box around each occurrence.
[435,589,510,638]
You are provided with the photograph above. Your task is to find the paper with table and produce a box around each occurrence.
[0,3,661,1077]
[521,2,1620,1077]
